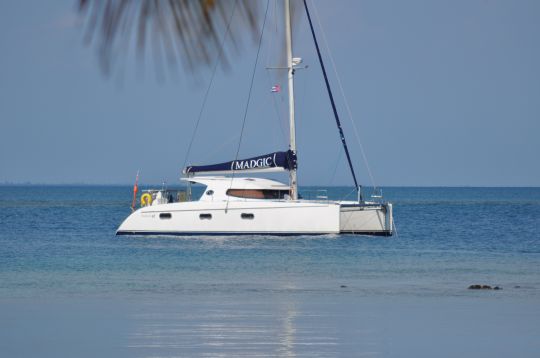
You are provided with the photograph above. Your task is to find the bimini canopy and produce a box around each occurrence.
[183,150,297,176]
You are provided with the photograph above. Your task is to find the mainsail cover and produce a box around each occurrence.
[183,150,297,175]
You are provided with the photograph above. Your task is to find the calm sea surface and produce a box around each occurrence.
[1,186,539,357]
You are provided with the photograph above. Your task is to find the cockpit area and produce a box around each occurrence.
[139,189,188,207]
[189,177,291,202]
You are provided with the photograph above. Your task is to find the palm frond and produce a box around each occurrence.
[79,0,261,76]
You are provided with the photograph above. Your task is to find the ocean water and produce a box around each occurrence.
[0,185,539,357]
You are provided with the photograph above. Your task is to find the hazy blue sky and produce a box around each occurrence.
[0,0,539,186]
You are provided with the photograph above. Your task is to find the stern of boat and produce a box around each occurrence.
[339,202,393,236]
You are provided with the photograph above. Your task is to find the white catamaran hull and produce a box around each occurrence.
[116,200,392,236]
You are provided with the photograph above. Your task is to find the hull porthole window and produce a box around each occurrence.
[199,213,212,220]
[241,213,255,220]
[159,213,172,219]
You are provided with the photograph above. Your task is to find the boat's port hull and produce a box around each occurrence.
[117,201,341,235]
[117,200,393,236]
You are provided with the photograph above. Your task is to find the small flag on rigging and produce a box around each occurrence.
[271,84,281,93]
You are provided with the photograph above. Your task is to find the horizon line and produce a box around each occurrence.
[1,182,539,188]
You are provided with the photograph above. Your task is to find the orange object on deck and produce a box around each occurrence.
[131,171,139,211]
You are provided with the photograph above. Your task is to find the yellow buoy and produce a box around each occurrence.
[140,193,152,207]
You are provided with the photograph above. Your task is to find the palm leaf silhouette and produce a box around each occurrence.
[79,0,261,76]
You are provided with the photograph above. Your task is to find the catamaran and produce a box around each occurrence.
[117,0,393,236]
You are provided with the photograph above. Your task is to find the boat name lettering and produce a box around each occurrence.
[234,157,273,170]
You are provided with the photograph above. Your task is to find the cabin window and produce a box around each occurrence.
[199,213,212,220]
[159,213,172,219]
[206,190,214,196]
[226,189,289,200]
[241,213,254,220]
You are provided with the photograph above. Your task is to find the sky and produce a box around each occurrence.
[0,0,539,187]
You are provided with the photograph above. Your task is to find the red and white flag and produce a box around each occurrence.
[271,84,281,93]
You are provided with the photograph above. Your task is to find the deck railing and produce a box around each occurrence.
[298,189,329,202]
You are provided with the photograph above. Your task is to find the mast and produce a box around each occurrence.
[285,0,298,200]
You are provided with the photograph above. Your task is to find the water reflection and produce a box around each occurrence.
[277,301,297,357]
[126,290,348,357]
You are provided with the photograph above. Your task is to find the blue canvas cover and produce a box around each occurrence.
[183,150,297,175]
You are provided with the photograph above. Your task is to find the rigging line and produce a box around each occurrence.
[264,0,277,69]
[198,133,243,163]
[340,186,358,202]
[328,146,343,186]
[181,0,239,174]
[265,75,288,147]
[392,219,399,239]
[303,0,362,201]
[263,2,287,147]
[311,0,378,192]
[225,0,271,212]
[264,1,289,149]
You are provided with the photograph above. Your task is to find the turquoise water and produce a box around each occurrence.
[1,186,539,357]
